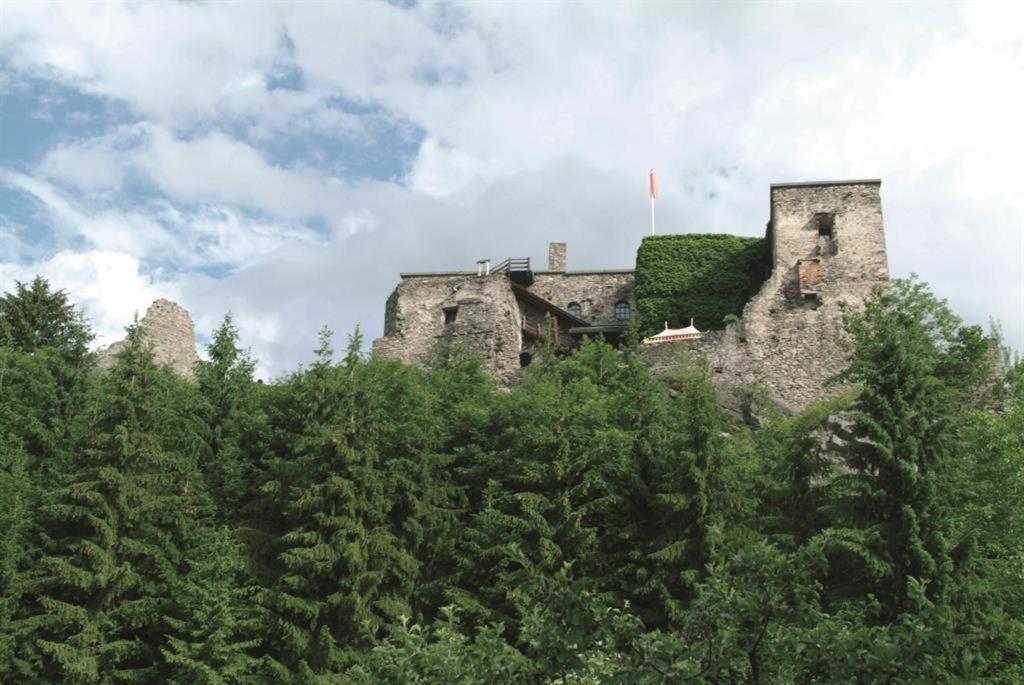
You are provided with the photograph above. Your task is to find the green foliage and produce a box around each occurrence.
[1,275,1021,682]
[255,328,453,678]
[161,527,263,684]
[830,278,982,616]
[0,276,91,359]
[347,607,533,684]
[195,314,267,522]
[16,320,208,682]
[0,437,35,678]
[634,233,769,335]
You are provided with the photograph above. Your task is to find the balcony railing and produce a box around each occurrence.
[492,257,534,285]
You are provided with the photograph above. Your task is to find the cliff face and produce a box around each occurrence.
[97,299,200,379]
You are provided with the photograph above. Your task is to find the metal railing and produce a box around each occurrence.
[491,257,531,274]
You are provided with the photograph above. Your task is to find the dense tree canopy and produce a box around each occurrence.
[0,277,1020,683]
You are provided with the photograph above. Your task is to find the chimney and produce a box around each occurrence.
[548,242,566,271]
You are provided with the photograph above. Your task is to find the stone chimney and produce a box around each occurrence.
[548,242,566,271]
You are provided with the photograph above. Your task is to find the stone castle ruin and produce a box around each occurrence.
[97,299,201,379]
[373,179,889,413]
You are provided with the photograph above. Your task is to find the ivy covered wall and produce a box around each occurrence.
[634,234,770,335]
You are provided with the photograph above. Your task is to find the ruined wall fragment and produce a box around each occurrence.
[97,299,200,379]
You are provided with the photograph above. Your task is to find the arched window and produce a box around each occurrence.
[567,302,582,318]
[614,301,631,321]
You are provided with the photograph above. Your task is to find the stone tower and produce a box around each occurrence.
[769,179,888,284]
[682,179,891,412]
[97,299,200,378]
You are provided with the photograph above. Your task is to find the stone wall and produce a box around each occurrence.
[97,299,200,379]
[376,180,889,413]
[372,273,523,382]
[640,180,889,413]
[529,271,635,326]
[374,266,636,380]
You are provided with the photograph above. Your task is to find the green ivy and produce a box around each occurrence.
[634,234,770,335]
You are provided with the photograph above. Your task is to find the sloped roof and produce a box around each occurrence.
[642,320,702,345]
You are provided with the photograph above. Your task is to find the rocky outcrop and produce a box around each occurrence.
[97,299,200,379]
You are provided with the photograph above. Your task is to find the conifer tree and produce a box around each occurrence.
[161,527,263,684]
[18,320,204,682]
[259,328,445,677]
[450,338,685,628]
[833,278,965,616]
[195,314,265,521]
[0,279,95,485]
[632,350,721,627]
[0,437,36,679]
[0,277,91,360]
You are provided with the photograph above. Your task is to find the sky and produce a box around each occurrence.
[1,1,1021,377]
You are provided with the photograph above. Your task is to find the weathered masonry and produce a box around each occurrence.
[642,179,889,412]
[374,179,890,412]
[97,299,201,379]
[372,243,635,383]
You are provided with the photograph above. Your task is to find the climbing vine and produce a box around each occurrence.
[634,234,770,334]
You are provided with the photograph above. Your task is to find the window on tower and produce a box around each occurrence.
[816,213,835,240]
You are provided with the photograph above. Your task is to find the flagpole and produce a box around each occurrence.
[648,169,657,235]
[650,194,655,235]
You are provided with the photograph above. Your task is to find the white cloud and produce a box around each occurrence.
[1,2,283,125]
[1,0,1022,364]
[0,249,173,347]
[39,136,125,192]
[2,169,323,271]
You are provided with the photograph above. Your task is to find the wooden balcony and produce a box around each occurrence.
[522,316,574,348]
[492,257,534,286]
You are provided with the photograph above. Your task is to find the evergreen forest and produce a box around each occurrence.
[1,275,1022,684]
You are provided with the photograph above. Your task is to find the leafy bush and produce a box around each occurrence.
[634,234,770,335]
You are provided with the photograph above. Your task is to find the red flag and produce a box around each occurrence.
[649,169,658,199]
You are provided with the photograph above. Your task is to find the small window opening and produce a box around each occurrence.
[443,307,458,325]
[567,302,582,318]
[816,213,835,240]
[519,351,533,367]
[614,301,631,321]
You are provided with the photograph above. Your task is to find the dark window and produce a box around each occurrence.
[519,351,533,367]
[444,307,458,325]
[816,213,835,240]
[614,301,631,321]
[567,302,582,318]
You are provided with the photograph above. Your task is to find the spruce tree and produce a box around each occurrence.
[632,349,720,627]
[195,314,265,522]
[0,277,91,360]
[450,338,686,629]
[18,321,203,682]
[259,328,444,677]
[834,279,963,617]
[161,527,263,684]
[0,437,36,679]
[0,279,95,486]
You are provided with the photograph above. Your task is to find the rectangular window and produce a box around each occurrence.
[444,307,458,325]
[816,213,835,240]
